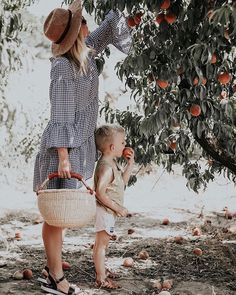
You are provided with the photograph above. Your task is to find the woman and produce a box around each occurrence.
[33,0,131,294]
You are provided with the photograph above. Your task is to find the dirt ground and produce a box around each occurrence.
[0,211,236,295]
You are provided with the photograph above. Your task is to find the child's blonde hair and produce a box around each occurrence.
[95,124,125,152]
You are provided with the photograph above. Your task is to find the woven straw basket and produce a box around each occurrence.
[37,172,96,228]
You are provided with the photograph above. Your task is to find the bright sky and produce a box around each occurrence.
[27,0,64,17]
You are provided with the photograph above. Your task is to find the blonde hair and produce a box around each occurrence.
[95,124,125,152]
[64,30,94,75]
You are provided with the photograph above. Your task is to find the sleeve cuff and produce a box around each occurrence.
[45,122,80,149]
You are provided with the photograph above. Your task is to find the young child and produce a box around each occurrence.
[93,124,134,289]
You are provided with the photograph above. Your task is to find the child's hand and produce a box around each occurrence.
[122,147,135,164]
[116,206,128,217]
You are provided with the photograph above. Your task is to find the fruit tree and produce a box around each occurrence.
[69,0,236,191]
[4,0,236,192]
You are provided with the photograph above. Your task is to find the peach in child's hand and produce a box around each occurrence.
[122,147,133,159]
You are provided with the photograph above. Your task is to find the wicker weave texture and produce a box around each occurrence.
[37,189,96,228]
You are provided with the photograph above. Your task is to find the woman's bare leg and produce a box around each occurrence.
[42,223,74,293]
[42,222,64,279]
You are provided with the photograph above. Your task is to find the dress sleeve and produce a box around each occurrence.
[86,9,132,55]
[45,57,78,149]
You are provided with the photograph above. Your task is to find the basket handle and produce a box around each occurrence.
[38,172,94,195]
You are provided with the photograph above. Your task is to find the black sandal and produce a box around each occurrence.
[41,273,80,295]
[37,265,49,284]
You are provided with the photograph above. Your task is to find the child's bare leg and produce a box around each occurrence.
[93,230,110,282]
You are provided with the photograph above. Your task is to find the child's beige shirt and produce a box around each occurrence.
[94,158,125,215]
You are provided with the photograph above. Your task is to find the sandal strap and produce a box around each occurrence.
[68,286,75,295]
[55,275,65,284]
[44,274,76,295]
[48,273,57,289]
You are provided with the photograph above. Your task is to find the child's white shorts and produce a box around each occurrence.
[95,205,116,236]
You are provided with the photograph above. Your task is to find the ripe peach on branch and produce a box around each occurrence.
[156,79,169,89]
[217,72,231,85]
[160,0,171,10]
[165,12,177,24]
[189,104,201,117]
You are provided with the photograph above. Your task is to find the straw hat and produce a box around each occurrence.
[44,0,82,56]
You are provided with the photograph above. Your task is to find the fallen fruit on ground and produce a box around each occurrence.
[192,227,201,236]
[138,250,149,260]
[62,261,71,270]
[225,211,233,219]
[23,269,33,279]
[193,247,203,256]
[162,218,170,225]
[128,228,135,235]
[162,279,173,290]
[152,279,162,290]
[15,231,22,240]
[13,270,24,280]
[174,236,184,244]
[123,257,134,267]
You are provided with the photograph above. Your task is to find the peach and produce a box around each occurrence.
[218,72,231,85]
[162,279,173,290]
[13,270,24,280]
[193,247,203,256]
[128,228,135,235]
[123,257,134,267]
[162,218,170,225]
[189,104,201,117]
[192,227,201,236]
[122,147,133,159]
[174,236,184,244]
[138,250,149,260]
[62,261,71,270]
[23,269,33,279]
[160,0,171,10]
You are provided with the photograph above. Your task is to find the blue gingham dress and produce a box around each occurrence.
[33,10,131,191]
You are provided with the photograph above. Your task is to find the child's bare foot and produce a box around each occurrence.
[95,278,120,289]
[105,269,121,279]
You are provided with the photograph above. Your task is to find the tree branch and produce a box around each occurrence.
[194,135,236,174]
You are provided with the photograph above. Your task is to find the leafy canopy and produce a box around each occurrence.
[73,0,236,191]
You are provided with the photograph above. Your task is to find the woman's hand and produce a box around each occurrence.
[57,148,71,178]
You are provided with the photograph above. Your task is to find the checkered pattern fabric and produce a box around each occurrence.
[33,10,131,191]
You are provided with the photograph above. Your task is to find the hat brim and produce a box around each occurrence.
[51,0,82,56]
